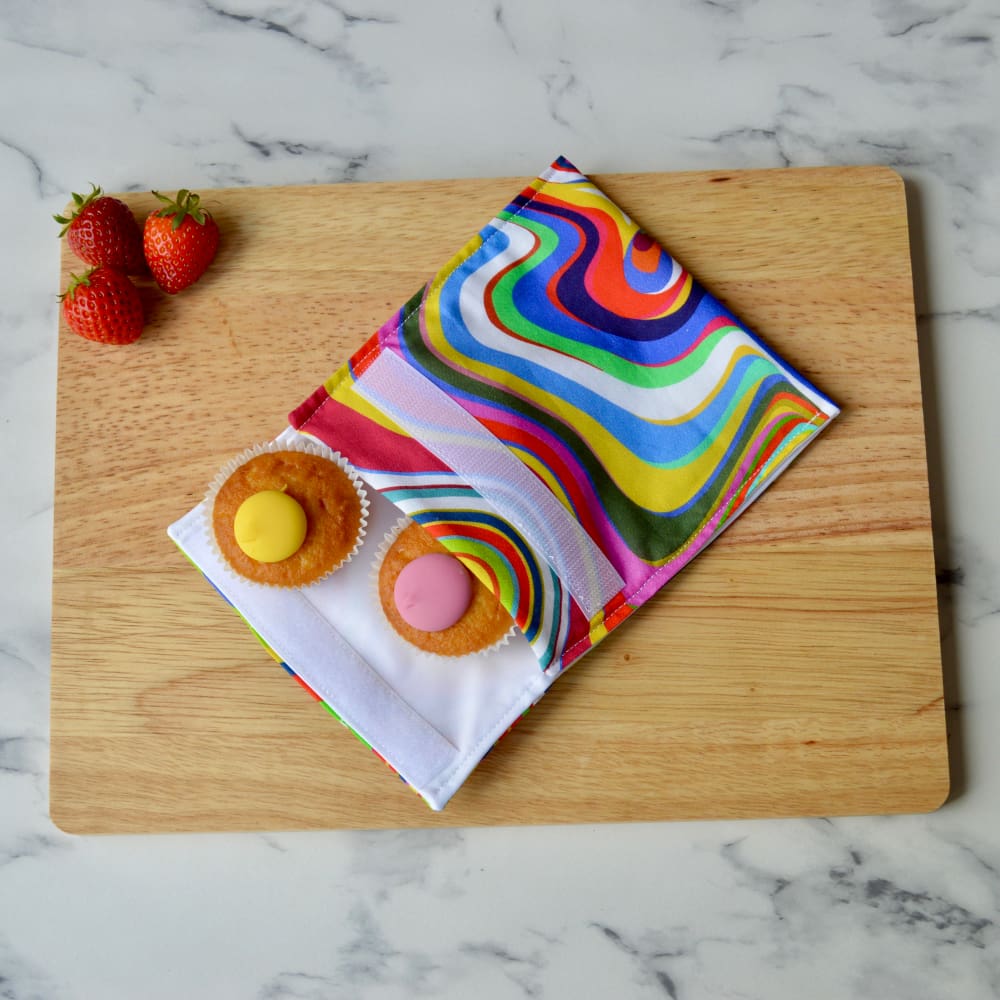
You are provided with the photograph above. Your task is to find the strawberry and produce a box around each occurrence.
[143,189,219,294]
[60,267,144,345]
[54,184,146,275]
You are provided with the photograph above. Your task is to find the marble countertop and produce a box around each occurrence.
[3,2,998,997]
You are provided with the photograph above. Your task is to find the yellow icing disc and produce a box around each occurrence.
[233,489,307,563]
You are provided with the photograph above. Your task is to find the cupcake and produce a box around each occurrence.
[376,520,513,657]
[207,439,368,587]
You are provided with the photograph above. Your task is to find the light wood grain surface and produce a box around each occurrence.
[50,166,949,833]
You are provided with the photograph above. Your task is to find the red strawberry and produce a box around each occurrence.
[54,184,146,275]
[60,267,144,345]
[143,189,219,294]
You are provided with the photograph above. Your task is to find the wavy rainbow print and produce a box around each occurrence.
[292,156,838,672]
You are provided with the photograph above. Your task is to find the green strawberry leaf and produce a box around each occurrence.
[54,183,103,237]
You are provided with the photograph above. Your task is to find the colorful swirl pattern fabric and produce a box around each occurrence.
[291,156,839,672]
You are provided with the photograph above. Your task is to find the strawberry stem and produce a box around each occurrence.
[53,183,103,237]
[59,269,96,302]
[151,189,208,229]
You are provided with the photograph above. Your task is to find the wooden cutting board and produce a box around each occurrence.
[50,165,949,833]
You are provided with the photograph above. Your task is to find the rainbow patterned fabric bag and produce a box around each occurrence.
[172,156,839,810]
[291,156,839,676]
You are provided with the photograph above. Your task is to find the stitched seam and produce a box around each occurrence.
[624,408,828,605]
[560,409,829,664]
[424,672,548,797]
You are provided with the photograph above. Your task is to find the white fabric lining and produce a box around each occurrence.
[167,427,551,811]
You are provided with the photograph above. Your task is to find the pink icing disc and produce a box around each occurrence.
[393,552,473,632]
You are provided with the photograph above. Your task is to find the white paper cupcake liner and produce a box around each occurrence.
[204,437,369,589]
[370,517,515,660]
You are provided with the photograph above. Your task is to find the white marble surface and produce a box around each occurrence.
[2,1,999,996]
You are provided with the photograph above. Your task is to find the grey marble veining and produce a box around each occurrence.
[2,1,1000,997]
